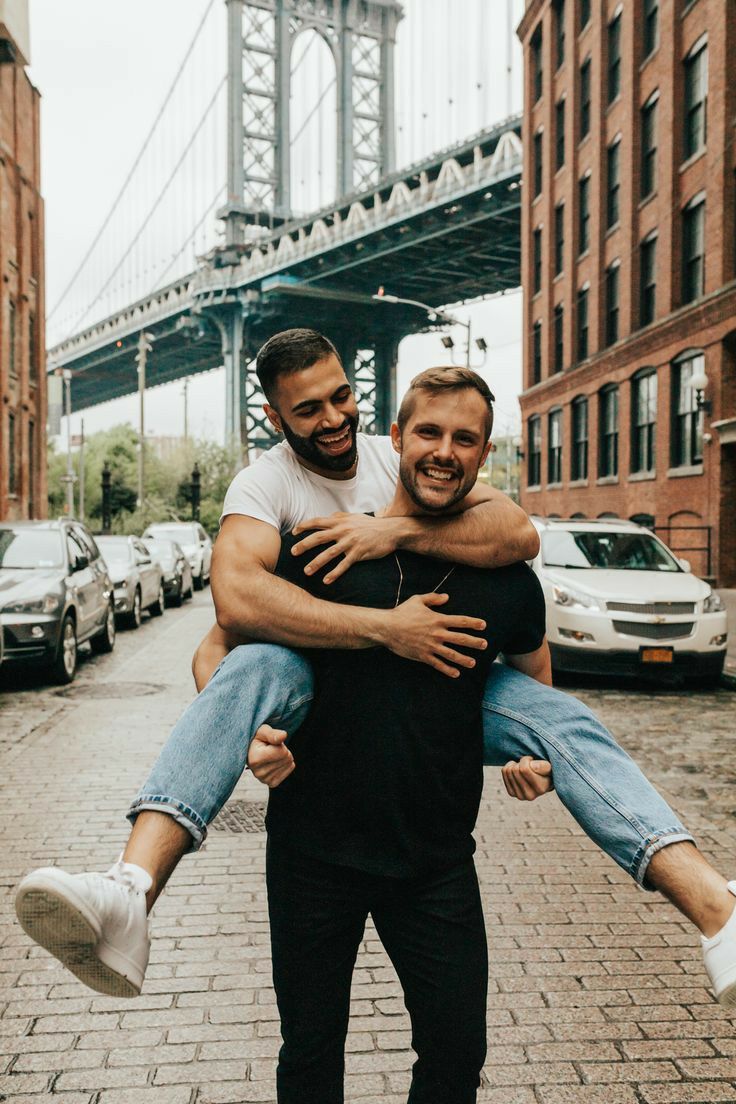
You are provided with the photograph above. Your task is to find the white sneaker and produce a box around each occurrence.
[702,881,736,1007]
[15,860,152,998]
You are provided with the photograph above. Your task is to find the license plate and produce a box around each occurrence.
[640,646,674,664]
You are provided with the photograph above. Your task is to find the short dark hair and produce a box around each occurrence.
[397,366,495,440]
[255,329,340,403]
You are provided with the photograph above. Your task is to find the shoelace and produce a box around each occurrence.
[103,860,152,937]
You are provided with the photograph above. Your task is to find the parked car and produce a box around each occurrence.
[142,537,193,607]
[143,523,212,590]
[97,536,165,629]
[530,517,728,685]
[0,519,116,684]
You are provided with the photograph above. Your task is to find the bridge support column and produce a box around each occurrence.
[220,305,247,463]
[338,333,400,437]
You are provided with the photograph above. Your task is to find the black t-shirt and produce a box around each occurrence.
[266,530,546,878]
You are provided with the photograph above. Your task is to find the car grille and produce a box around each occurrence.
[607,601,695,615]
[612,620,695,640]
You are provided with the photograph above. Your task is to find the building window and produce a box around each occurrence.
[580,58,591,139]
[682,195,705,304]
[534,129,543,197]
[533,227,542,294]
[571,397,589,480]
[607,139,621,228]
[577,285,589,361]
[578,174,590,253]
[8,300,16,378]
[580,0,591,30]
[555,99,566,169]
[28,420,35,517]
[607,13,621,104]
[554,0,566,67]
[672,353,704,467]
[643,0,659,58]
[532,26,543,103]
[605,263,620,346]
[640,94,658,199]
[28,312,37,383]
[532,320,543,384]
[640,234,657,326]
[684,39,707,160]
[599,385,619,477]
[548,409,563,483]
[553,304,564,373]
[528,416,542,486]
[632,369,657,474]
[8,411,17,495]
[554,203,565,275]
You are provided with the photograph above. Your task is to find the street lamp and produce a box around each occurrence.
[689,363,711,415]
[135,332,154,508]
[372,289,487,369]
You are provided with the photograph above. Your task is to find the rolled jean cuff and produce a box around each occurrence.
[127,796,207,853]
[632,829,696,889]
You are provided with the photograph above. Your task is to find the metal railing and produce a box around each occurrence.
[654,525,712,579]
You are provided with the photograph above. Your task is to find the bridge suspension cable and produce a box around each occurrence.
[48,0,219,327]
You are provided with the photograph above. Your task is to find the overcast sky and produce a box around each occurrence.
[28,0,525,446]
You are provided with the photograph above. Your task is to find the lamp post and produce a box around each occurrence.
[690,364,711,416]
[62,369,74,517]
[372,290,487,370]
[135,332,154,508]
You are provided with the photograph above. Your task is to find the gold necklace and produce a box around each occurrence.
[393,553,455,608]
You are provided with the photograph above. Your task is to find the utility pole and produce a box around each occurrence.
[135,332,154,509]
[63,369,74,517]
[183,378,189,444]
[78,418,85,522]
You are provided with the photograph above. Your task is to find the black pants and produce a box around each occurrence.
[266,839,488,1104]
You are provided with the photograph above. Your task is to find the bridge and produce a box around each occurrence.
[48,0,523,451]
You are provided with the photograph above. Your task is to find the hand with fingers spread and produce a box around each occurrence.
[247,724,295,788]
[501,755,554,801]
[292,512,402,585]
[383,591,487,678]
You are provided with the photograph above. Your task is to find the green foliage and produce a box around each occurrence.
[47,426,239,536]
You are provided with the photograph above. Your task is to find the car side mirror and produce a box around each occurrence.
[678,558,692,573]
[74,554,89,572]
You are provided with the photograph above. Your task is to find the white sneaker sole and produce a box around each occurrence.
[15,873,144,998]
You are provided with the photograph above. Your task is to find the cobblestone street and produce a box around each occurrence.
[1,590,736,1103]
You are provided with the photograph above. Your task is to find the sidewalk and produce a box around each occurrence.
[2,596,736,1102]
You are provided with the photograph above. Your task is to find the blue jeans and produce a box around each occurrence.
[128,645,693,886]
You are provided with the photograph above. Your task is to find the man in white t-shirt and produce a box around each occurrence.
[15,329,736,1012]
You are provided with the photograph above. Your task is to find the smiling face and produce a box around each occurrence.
[264,354,360,477]
[391,388,492,513]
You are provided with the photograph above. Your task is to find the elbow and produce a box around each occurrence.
[215,607,242,635]
[520,519,540,561]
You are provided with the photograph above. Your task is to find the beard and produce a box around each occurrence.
[280,412,359,473]
[399,456,476,513]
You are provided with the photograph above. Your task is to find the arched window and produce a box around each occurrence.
[671,351,704,467]
[599,384,619,477]
[548,408,563,484]
[527,415,542,487]
[630,513,655,530]
[571,396,588,480]
[631,368,657,474]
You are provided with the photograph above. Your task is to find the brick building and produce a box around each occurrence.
[517,0,736,584]
[0,1,46,520]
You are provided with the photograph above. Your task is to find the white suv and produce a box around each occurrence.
[530,517,728,685]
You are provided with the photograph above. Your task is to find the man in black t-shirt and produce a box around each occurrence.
[265,368,550,1104]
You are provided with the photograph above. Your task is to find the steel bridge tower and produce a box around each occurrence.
[210,0,403,456]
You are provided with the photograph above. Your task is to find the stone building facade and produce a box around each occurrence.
[517,0,736,584]
[0,3,46,520]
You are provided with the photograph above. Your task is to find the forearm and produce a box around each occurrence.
[192,624,244,692]
[394,500,539,569]
[505,640,553,686]
[212,566,387,650]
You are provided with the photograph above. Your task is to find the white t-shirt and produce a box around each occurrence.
[221,433,400,535]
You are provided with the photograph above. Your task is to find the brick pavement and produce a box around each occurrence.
[1,591,736,1102]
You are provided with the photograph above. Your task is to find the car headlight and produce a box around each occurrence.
[114,580,128,590]
[703,591,725,613]
[552,584,600,610]
[2,594,61,614]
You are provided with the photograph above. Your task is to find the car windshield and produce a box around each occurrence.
[542,530,680,572]
[0,528,64,569]
[145,540,173,556]
[97,539,133,565]
[149,527,198,547]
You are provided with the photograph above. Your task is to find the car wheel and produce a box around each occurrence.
[150,582,165,617]
[184,577,194,600]
[50,615,78,684]
[170,578,183,608]
[91,602,116,654]
[193,571,204,591]
[125,588,142,629]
